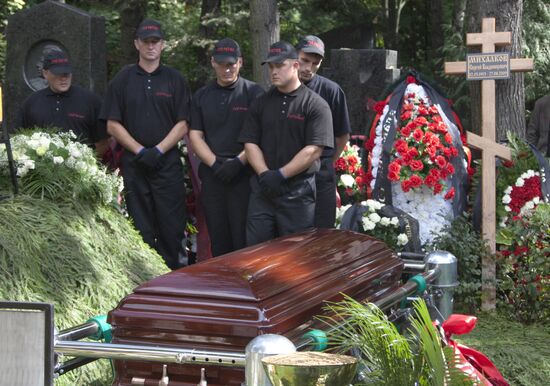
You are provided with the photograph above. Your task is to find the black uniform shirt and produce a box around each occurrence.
[190,77,264,157]
[239,84,333,172]
[100,64,191,147]
[19,85,107,145]
[305,74,351,158]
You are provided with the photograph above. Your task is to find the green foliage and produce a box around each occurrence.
[496,203,550,324]
[0,195,169,385]
[320,296,474,385]
[456,312,550,385]
[426,215,487,313]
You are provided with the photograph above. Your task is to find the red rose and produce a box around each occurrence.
[407,147,419,158]
[418,105,429,115]
[401,110,412,120]
[415,116,428,126]
[374,101,387,114]
[445,163,455,175]
[429,168,440,179]
[403,102,414,111]
[424,175,436,187]
[401,179,412,192]
[355,176,363,186]
[450,146,458,157]
[444,187,455,200]
[394,139,408,154]
[426,146,437,158]
[388,161,401,174]
[429,106,439,115]
[444,133,453,144]
[406,75,416,84]
[334,158,346,172]
[388,171,400,181]
[348,165,355,173]
[413,128,424,142]
[435,155,447,168]
[400,125,412,137]
[409,175,423,188]
[347,155,358,166]
[443,147,452,158]
[401,153,413,165]
[467,166,476,176]
[410,159,424,171]
[433,183,443,194]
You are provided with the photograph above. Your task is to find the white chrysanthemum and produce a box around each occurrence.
[380,217,391,226]
[397,233,409,246]
[502,194,511,204]
[53,156,64,164]
[340,174,355,187]
[369,212,381,223]
[391,217,399,226]
[515,177,525,187]
[362,217,376,231]
[504,186,513,195]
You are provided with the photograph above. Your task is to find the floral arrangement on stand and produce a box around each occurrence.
[334,142,369,205]
[335,199,409,251]
[0,130,122,206]
[493,134,549,323]
[368,76,468,244]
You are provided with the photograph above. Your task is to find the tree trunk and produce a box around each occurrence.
[381,0,407,49]
[194,0,221,88]
[466,0,525,141]
[116,0,147,68]
[429,0,444,77]
[249,0,279,88]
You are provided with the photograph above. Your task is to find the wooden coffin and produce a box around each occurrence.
[108,229,403,386]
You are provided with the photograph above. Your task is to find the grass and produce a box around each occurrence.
[455,312,550,386]
[0,195,169,385]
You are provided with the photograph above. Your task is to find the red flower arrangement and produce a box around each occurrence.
[502,170,542,216]
[387,89,459,199]
[334,143,369,203]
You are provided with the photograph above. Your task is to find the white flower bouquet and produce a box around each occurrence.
[0,130,122,206]
[336,199,409,251]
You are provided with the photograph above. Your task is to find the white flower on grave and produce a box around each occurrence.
[502,194,512,204]
[69,145,82,159]
[38,137,51,149]
[391,217,399,226]
[515,177,525,187]
[505,206,511,212]
[362,217,376,231]
[368,212,381,223]
[76,161,87,171]
[27,139,40,150]
[397,233,409,246]
[504,186,513,195]
[35,146,48,156]
[53,156,64,164]
[340,174,355,188]
[533,197,540,205]
[366,199,383,211]
[380,217,391,226]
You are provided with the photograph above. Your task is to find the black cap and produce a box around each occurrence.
[136,19,164,40]
[212,38,241,64]
[296,35,325,57]
[261,41,299,65]
[42,50,72,75]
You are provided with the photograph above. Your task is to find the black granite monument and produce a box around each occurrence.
[4,0,106,131]
[322,49,400,133]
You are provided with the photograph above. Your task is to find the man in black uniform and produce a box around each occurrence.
[190,38,263,256]
[17,50,109,155]
[296,35,351,228]
[100,19,190,269]
[239,41,333,246]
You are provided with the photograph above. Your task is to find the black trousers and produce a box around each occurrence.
[314,157,337,228]
[121,149,187,270]
[198,162,251,257]
[246,173,316,246]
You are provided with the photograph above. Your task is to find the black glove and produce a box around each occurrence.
[210,157,226,173]
[214,157,244,183]
[135,147,163,171]
[259,169,287,196]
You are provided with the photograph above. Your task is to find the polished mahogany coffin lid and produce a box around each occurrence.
[108,229,403,386]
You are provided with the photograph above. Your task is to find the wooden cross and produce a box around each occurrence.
[444,18,533,310]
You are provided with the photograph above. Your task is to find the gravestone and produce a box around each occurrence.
[322,49,400,133]
[3,0,106,131]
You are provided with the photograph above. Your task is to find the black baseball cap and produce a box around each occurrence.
[212,38,241,64]
[296,35,325,57]
[261,41,298,65]
[136,19,164,40]
[42,50,72,75]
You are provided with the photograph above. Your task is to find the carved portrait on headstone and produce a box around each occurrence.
[24,41,69,91]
